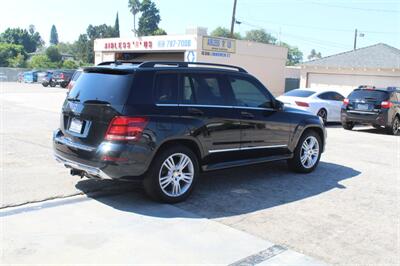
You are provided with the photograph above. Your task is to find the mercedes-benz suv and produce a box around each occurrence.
[53,61,326,203]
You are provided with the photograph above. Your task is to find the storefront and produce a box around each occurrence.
[94,32,288,95]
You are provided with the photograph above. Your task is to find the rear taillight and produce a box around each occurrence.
[381,101,393,109]
[60,73,64,79]
[343,98,349,106]
[295,101,309,107]
[105,116,148,141]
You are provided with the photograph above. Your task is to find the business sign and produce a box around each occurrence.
[94,35,197,52]
[202,36,236,53]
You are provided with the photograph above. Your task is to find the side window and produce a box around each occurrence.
[182,74,227,106]
[318,92,331,100]
[154,73,178,104]
[331,92,345,101]
[229,76,272,108]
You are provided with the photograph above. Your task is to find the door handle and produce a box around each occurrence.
[241,111,255,119]
[188,107,204,116]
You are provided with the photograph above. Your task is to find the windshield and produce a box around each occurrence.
[68,72,133,105]
[349,90,389,101]
[284,89,316,98]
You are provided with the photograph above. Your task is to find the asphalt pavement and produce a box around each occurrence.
[1,82,399,265]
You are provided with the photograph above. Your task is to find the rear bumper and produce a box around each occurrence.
[53,129,152,180]
[341,109,389,126]
[55,153,112,179]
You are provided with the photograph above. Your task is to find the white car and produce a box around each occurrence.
[277,88,347,123]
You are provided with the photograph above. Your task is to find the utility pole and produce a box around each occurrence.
[353,29,358,50]
[230,0,238,38]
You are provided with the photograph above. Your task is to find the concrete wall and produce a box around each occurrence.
[0,67,29,82]
[196,39,288,96]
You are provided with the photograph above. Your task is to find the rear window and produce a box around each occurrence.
[348,90,389,101]
[284,89,315,98]
[68,72,133,105]
[71,71,82,81]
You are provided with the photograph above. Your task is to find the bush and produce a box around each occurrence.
[62,60,78,69]
[28,54,58,69]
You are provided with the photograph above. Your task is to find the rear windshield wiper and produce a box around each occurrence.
[83,99,111,105]
[67,97,80,102]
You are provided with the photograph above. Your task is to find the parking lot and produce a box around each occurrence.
[1,82,399,265]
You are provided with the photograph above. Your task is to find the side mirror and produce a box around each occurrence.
[274,100,284,111]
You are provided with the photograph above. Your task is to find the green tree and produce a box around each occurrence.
[210,27,241,39]
[153,28,167,35]
[0,27,43,53]
[57,42,75,55]
[307,49,322,61]
[46,46,62,62]
[0,43,26,67]
[281,42,303,66]
[86,24,116,63]
[62,59,78,69]
[138,0,160,36]
[73,34,90,64]
[50,25,59,45]
[28,54,57,69]
[244,29,276,44]
[128,0,141,36]
[114,12,120,37]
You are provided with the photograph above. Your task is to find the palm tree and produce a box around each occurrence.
[128,0,141,36]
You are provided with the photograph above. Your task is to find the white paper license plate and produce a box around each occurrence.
[69,118,83,133]
[357,103,369,110]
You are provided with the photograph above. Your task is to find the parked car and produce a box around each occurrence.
[277,88,346,124]
[41,71,54,87]
[53,61,326,203]
[341,86,400,135]
[52,70,75,88]
[23,71,39,83]
[0,72,7,82]
[66,69,82,91]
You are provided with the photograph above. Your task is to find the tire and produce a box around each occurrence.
[60,83,68,88]
[317,109,328,125]
[42,83,48,87]
[143,145,199,203]
[342,121,354,130]
[287,130,322,173]
[50,81,56,87]
[386,116,400,135]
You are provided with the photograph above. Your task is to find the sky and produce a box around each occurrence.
[1,0,399,59]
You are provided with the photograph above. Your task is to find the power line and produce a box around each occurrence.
[239,21,349,49]
[309,1,399,13]
[237,17,400,35]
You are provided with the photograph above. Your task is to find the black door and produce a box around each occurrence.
[179,72,241,161]
[227,75,291,155]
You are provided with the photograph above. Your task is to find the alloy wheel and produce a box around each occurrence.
[300,136,320,169]
[158,153,194,197]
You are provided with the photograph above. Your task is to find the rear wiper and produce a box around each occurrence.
[83,99,111,105]
[67,97,80,102]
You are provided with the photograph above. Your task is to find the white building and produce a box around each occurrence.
[94,28,288,95]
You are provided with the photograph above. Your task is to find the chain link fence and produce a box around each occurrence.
[0,67,30,82]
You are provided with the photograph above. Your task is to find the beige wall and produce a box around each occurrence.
[197,39,288,96]
[300,66,400,96]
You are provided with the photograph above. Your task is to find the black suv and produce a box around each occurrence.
[53,61,326,202]
[52,70,76,88]
[341,86,400,135]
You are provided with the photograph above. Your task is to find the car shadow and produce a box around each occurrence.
[352,126,392,136]
[75,160,360,219]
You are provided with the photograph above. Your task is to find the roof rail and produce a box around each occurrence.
[138,61,248,73]
[97,61,143,66]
